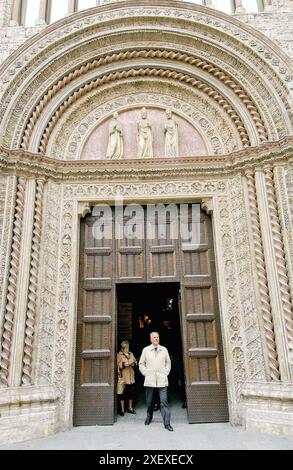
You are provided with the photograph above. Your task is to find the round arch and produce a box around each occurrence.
[0,0,292,158]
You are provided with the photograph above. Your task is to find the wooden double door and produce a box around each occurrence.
[73,204,229,425]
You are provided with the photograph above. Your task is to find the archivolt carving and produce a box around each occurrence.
[265,167,293,363]
[245,170,280,381]
[0,5,291,152]
[20,49,267,152]
[0,177,26,386]
[1,4,291,95]
[22,178,45,385]
[50,82,237,159]
[38,67,250,155]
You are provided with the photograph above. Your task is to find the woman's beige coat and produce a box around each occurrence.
[139,344,171,387]
[117,351,136,385]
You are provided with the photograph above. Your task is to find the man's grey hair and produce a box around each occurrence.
[150,331,159,339]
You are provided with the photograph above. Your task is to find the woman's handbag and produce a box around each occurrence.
[117,375,125,395]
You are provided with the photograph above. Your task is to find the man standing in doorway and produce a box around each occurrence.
[139,331,173,431]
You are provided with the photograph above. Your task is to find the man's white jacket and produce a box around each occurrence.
[139,344,171,387]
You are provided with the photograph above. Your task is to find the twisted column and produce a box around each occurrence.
[246,170,280,381]
[22,179,45,385]
[0,178,26,386]
[264,167,293,365]
[38,67,250,154]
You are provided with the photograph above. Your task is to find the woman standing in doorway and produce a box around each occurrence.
[117,340,137,416]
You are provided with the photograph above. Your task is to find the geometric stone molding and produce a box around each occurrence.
[0,384,60,446]
[242,382,293,438]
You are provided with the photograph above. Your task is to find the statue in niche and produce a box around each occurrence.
[106,112,124,159]
[137,108,153,159]
[164,108,179,158]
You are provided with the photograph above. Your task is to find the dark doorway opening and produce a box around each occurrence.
[116,282,186,415]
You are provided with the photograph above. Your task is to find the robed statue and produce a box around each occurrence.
[137,108,153,159]
[164,109,179,158]
[106,112,124,159]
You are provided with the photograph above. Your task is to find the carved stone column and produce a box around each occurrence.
[0,177,26,386]
[255,169,293,381]
[245,170,280,381]
[9,0,21,26]
[235,0,246,13]
[22,178,46,386]
[264,0,273,11]
[67,0,76,15]
[9,179,36,387]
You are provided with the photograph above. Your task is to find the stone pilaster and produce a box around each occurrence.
[9,179,36,387]
[22,178,46,386]
[245,170,280,381]
[255,169,293,381]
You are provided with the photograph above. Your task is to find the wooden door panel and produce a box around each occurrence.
[116,213,145,282]
[75,205,228,425]
[74,214,115,426]
[180,208,228,423]
[146,208,179,282]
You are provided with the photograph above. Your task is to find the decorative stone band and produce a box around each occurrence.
[22,178,46,386]
[20,49,267,152]
[245,170,280,381]
[264,167,293,368]
[0,178,26,386]
[38,67,251,155]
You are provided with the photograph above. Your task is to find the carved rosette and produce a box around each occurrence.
[0,177,26,386]
[22,178,46,385]
[245,170,280,381]
[264,167,293,364]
